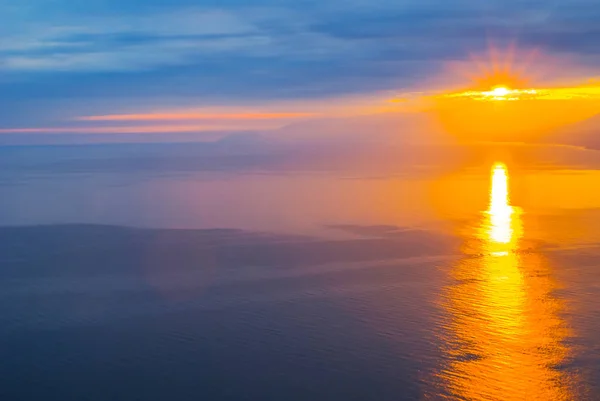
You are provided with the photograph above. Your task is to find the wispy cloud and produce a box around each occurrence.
[0,124,279,134]
[75,112,316,121]
[0,8,273,72]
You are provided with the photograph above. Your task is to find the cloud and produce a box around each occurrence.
[0,8,273,72]
[0,124,281,135]
[1,0,600,133]
[75,112,315,121]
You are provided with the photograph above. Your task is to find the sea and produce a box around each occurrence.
[2,141,600,400]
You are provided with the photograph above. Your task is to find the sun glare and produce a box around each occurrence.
[480,86,514,101]
[422,43,600,142]
[490,86,510,97]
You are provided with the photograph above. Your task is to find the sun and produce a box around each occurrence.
[489,86,510,97]
[481,86,514,100]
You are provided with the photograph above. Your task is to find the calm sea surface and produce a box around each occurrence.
[2,143,600,400]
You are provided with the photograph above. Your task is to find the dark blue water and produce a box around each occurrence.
[2,143,600,400]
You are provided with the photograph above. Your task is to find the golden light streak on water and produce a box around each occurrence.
[488,163,514,246]
[434,162,576,400]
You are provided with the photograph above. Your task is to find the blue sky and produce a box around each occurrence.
[1,0,599,137]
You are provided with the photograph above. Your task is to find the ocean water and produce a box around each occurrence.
[2,143,600,400]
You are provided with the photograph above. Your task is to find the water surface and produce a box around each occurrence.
[2,143,600,400]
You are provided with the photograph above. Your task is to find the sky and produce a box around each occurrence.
[2,0,600,142]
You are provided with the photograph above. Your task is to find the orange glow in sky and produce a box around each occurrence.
[432,68,600,142]
[433,82,600,142]
[418,44,600,142]
[377,44,600,145]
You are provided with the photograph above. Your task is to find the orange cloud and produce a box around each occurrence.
[76,112,315,121]
[0,124,278,134]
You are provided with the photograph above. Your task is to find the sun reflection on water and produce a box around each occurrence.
[488,162,515,246]
[435,162,576,400]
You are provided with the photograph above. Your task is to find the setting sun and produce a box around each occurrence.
[492,86,510,96]
[490,86,510,97]
[431,45,600,141]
